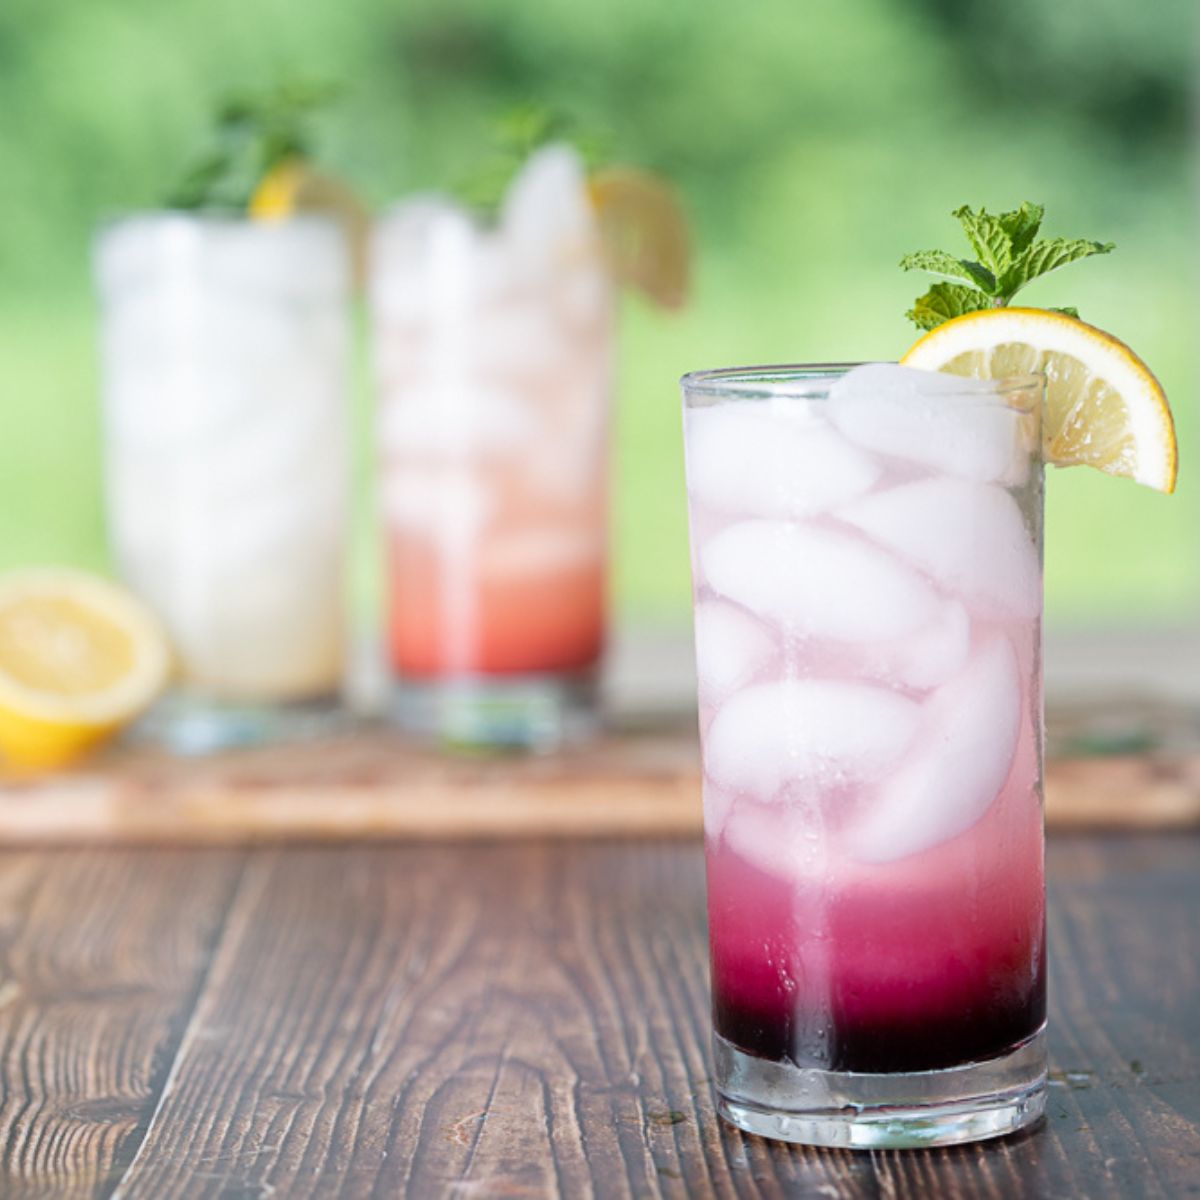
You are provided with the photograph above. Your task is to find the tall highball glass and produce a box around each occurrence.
[95,214,350,752]
[370,146,611,747]
[682,363,1047,1148]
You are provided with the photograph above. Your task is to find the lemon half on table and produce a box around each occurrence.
[0,570,170,770]
[901,307,1177,493]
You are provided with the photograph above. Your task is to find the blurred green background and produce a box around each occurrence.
[0,0,1194,626]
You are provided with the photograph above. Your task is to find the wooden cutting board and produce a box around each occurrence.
[0,718,1196,843]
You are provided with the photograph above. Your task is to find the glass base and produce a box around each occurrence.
[714,1028,1046,1149]
[129,690,347,756]
[390,670,600,751]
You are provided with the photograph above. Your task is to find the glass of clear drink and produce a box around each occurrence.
[94,214,351,753]
[370,145,611,747]
[682,362,1047,1148]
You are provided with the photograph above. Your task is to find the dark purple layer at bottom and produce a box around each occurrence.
[716,989,1046,1074]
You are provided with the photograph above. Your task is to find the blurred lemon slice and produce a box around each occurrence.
[0,570,170,770]
[250,157,370,286]
[589,167,689,309]
[901,307,1177,492]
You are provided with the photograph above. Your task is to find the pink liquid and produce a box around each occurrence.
[686,376,1046,1074]
[706,749,1044,1072]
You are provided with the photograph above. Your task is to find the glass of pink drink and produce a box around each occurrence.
[371,146,611,747]
[682,363,1047,1148]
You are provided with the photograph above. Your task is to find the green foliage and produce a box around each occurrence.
[905,282,994,332]
[0,0,1193,619]
[452,102,610,217]
[165,78,340,210]
[902,202,1115,329]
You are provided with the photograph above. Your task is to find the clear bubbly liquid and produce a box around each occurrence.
[95,215,350,702]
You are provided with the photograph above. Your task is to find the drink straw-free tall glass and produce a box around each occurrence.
[682,363,1047,1148]
[95,214,350,752]
[370,146,611,747]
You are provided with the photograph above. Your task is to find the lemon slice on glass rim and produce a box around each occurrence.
[249,158,370,285]
[0,569,170,769]
[589,166,690,310]
[901,307,1177,493]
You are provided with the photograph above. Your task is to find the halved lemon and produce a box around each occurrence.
[589,167,690,310]
[901,307,1177,493]
[0,570,171,770]
[249,157,370,286]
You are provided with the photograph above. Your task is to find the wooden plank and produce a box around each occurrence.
[0,726,700,843]
[108,844,717,1197]
[0,848,244,1198]
[99,836,1200,1198]
[0,723,1196,843]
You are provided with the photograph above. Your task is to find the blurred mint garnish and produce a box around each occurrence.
[901,202,1114,330]
[166,78,340,211]
[454,103,609,218]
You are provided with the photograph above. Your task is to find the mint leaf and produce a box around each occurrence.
[454,103,608,218]
[996,202,1044,256]
[952,206,1013,276]
[1049,306,1081,318]
[901,202,1114,329]
[998,237,1114,298]
[899,250,996,293]
[165,77,338,210]
[906,283,993,331]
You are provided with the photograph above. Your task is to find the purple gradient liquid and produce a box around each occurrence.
[686,366,1046,1079]
[707,788,1045,1072]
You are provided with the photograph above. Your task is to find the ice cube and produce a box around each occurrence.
[685,404,879,519]
[867,599,971,691]
[501,144,598,277]
[702,781,737,840]
[97,215,348,303]
[837,477,1040,618]
[382,468,492,536]
[559,261,613,329]
[693,600,776,702]
[850,635,1022,863]
[703,679,920,798]
[472,302,572,378]
[379,384,537,456]
[700,521,940,641]
[371,199,470,324]
[827,363,1031,485]
[720,799,829,881]
[204,220,349,300]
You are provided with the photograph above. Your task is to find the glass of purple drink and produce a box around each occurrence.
[682,363,1047,1148]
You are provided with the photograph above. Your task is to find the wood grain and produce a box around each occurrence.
[0,835,1173,1198]
[0,849,244,1198]
[0,723,1196,843]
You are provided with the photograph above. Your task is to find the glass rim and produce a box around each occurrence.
[680,362,1044,410]
[93,209,346,238]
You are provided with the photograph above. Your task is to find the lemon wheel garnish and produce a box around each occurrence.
[588,167,690,310]
[249,158,370,286]
[901,307,1177,493]
[0,570,170,769]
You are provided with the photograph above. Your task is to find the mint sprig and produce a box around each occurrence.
[901,202,1114,331]
[454,103,610,219]
[166,78,339,211]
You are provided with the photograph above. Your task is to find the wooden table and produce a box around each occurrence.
[0,833,1195,1198]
